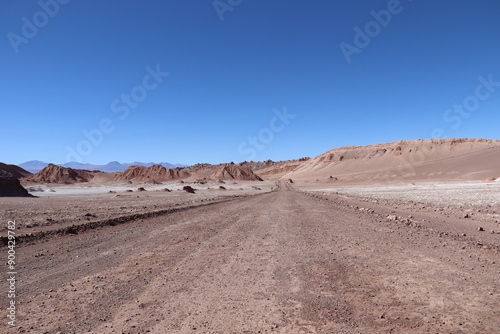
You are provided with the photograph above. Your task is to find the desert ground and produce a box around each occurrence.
[0,179,498,333]
[1,139,499,333]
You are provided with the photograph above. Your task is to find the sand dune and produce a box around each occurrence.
[285,138,500,183]
[253,160,307,180]
[237,159,309,180]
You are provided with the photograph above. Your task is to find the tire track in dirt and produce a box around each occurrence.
[3,187,499,333]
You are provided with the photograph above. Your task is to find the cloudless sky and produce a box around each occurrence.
[2,0,500,165]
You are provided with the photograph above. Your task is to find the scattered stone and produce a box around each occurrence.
[464,214,470,218]
[28,186,45,192]
[183,185,196,194]
[477,227,484,231]
[0,170,31,197]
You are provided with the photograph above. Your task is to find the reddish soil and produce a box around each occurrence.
[1,182,498,333]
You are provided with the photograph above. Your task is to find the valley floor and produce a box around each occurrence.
[1,181,499,333]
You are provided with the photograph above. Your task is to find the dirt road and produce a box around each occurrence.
[3,185,499,333]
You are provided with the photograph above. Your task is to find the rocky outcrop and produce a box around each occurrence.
[0,163,32,179]
[113,164,189,182]
[209,164,263,181]
[26,164,95,184]
[0,170,31,197]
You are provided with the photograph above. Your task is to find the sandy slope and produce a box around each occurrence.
[2,183,498,333]
[284,138,500,183]
[9,138,500,187]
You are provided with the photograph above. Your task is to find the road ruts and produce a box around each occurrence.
[3,185,499,333]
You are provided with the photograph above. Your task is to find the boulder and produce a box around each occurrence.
[0,170,31,197]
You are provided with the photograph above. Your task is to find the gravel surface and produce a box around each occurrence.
[0,182,270,233]
[311,181,500,206]
[1,182,498,333]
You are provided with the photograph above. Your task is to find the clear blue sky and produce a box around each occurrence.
[2,0,500,165]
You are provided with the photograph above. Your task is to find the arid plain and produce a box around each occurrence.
[1,138,499,333]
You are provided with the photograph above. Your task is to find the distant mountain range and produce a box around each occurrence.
[18,160,187,173]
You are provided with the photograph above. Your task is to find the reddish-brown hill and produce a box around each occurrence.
[210,164,263,181]
[113,165,189,182]
[0,170,31,196]
[0,162,32,179]
[188,163,263,181]
[239,159,309,180]
[26,164,96,184]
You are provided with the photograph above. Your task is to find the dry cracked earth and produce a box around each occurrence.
[1,183,499,333]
